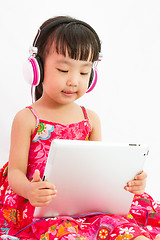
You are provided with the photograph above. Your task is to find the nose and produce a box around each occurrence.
[66,74,79,87]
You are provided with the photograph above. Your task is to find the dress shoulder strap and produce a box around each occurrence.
[26,106,39,127]
[81,106,89,120]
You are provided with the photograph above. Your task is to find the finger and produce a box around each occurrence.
[125,182,146,195]
[127,184,144,191]
[124,181,145,192]
[127,179,145,187]
[33,195,56,207]
[38,193,56,202]
[36,194,56,205]
[32,188,57,205]
[32,169,41,182]
[38,188,57,197]
[35,199,54,207]
[39,181,56,190]
[134,171,147,180]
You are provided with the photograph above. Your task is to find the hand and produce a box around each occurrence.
[124,170,147,195]
[27,169,57,207]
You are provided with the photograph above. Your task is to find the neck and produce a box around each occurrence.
[35,94,76,111]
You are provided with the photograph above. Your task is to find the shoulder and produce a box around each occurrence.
[85,108,101,125]
[85,108,102,141]
[12,107,37,136]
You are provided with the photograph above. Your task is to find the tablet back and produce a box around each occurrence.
[34,140,149,218]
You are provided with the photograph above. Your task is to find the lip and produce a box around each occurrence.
[62,90,77,96]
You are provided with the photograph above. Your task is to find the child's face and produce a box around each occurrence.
[42,46,92,105]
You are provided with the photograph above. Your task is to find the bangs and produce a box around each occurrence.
[43,22,100,62]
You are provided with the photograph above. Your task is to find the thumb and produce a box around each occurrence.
[32,169,41,182]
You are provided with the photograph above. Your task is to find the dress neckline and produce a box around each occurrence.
[37,118,89,127]
[26,105,89,128]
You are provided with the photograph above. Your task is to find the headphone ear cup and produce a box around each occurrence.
[35,55,44,84]
[88,68,94,88]
[86,68,98,93]
[23,56,43,86]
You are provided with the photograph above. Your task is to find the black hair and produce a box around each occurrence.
[34,16,101,101]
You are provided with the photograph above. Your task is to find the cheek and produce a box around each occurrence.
[43,67,61,90]
[43,79,59,93]
[79,79,90,95]
[84,76,91,89]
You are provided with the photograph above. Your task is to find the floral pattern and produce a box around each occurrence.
[2,208,21,224]
[115,233,133,240]
[38,220,89,239]
[0,236,19,239]
[33,123,55,142]
[0,106,160,239]
[98,227,110,239]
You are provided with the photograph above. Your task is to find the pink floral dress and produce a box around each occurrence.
[0,106,160,240]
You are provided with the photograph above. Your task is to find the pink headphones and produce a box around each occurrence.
[23,18,102,94]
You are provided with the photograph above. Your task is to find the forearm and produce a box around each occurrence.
[8,168,31,199]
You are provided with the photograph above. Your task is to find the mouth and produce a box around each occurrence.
[62,90,77,95]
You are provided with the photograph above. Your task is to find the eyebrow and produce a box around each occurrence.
[57,59,92,67]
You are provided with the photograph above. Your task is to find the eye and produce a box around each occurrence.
[57,68,68,73]
[80,72,89,76]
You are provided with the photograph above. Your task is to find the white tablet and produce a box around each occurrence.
[34,139,149,218]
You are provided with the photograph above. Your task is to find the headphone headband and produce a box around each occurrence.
[33,18,101,49]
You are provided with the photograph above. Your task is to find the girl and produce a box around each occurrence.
[0,16,160,240]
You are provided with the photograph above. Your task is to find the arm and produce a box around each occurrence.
[8,108,56,206]
[87,109,102,141]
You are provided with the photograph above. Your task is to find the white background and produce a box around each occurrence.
[0,0,160,200]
